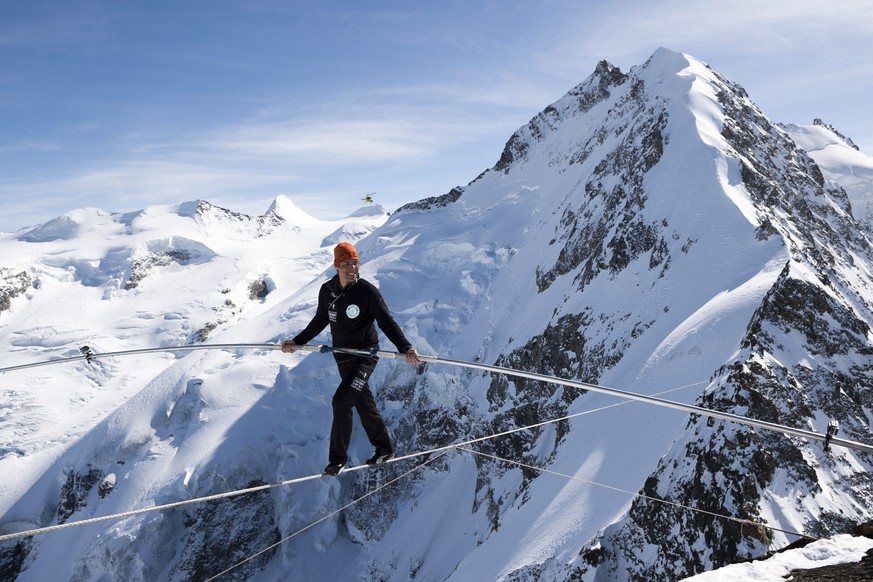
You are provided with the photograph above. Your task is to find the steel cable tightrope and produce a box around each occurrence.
[0,385,676,544]
[212,442,816,582]
[2,341,865,453]
[0,372,809,550]
[0,343,282,375]
[213,395,818,582]
[0,341,868,545]
[0,472,323,544]
[325,345,871,455]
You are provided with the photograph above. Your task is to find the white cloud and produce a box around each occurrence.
[0,140,62,154]
[200,118,432,164]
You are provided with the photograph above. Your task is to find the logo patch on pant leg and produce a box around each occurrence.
[351,369,368,391]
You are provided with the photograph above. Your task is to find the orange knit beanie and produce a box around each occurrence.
[333,242,359,266]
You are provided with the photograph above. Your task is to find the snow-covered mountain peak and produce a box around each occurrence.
[638,47,704,82]
[321,204,390,247]
[812,118,860,151]
[347,203,388,218]
[264,194,320,227]
[489,47,728,186]
[17,207,118,243]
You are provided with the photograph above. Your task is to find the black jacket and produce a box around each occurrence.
[293,275,412,353]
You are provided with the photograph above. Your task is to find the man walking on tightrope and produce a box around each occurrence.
[282,242,421,476]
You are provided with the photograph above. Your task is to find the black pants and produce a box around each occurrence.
[330,356,393,464]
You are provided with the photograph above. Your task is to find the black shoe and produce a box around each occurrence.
[323,462,344,476]
[366,450,395,465]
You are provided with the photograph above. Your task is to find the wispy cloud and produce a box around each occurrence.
[561,0,873,60]
[200,118,432,164]
[0,140,62,154]
[135,91,524,176]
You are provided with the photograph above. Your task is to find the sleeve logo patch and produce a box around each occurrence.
[346,304,361,319]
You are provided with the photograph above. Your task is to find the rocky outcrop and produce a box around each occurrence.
[0,268,31,314]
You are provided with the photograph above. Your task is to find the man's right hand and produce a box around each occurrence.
[281,339,300,353]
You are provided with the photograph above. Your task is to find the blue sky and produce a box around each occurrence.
[1,0,871,232]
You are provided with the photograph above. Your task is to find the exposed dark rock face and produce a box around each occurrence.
[57,465,105,524]
[469,311,623,523]
[494,61,628,175]
[0,466,113,581]
[171,479,280,581]
[508,62,669,292]
[248,278,270,300]
[396,187,465,214]
[534,85,670,293]
[0,268,31,314]
[126,249,196,290]
[789,548,873,581]
[0,539,29,581]
[484,311,616,449]
[190,321,219,343]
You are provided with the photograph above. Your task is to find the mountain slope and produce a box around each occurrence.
[582,55,873,580]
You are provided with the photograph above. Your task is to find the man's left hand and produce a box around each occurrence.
[405,348,422,365]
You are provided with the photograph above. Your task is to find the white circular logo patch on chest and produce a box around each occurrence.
[346,304,360,319]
